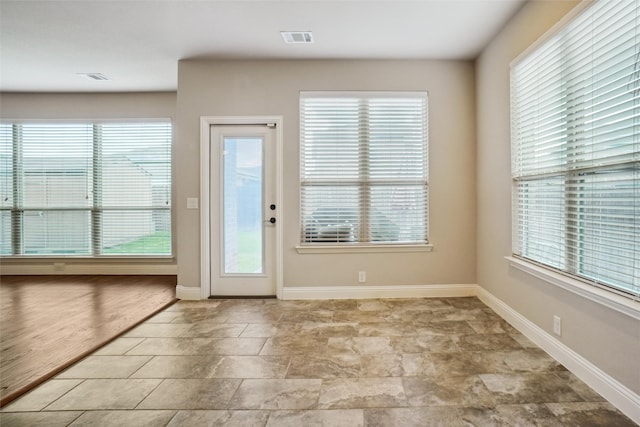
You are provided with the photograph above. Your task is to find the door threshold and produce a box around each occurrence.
[209,295,277,299]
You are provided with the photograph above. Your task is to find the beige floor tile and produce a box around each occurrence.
[318,378,407,409]
[123,323,193,338]
[403,375,495,407]
[287,354,361,379]
[183,323,248,338]
[266,409,365,427]
[137,378,241,410]
[131,355,222,378]
[332,310,393,323]
[125,337,217,355]
[467,318,518,334]
[357,300,394,312]
[93,337,145,355]
[297,322,359,338]
[453,333,523,351]
[57,355,152,379]
[208,356,290,379]
[500,349,567,373]
[479,373,583,404]
[167,410,270,427]
[357,322,416,337]
[239,323,280,338]
[208,338,268,355]
[546,401,638,426]
[494,404,564,426]
[360,353,434,377]
[259,336,327,356]
[509,333,539,349]
[228,379,322,410]
[0,411,83,427]
[414,320,476,335]
[390,335,459,353]
[428,351,507,378]
[1,379,82,412]
[553,371,606,402]
[279,310,334,323]
[364,407,464,427]
[326,337,394,355]
[69,410,176,426]
[45,379,162,410]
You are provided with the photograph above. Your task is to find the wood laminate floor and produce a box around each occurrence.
[0,275,177,407]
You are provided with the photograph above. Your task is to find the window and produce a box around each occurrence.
[511,0,639,298]
[300,92,428,246]
[0,121,172,257]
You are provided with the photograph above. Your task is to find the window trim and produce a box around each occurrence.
[506,256,640,320]
[298,91,430,250]
[295,243,433,254]
[0,118,173,259]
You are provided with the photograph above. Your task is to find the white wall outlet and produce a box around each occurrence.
[358,271,366,283]
[553,315,562,336]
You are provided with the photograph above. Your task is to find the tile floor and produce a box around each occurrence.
[1,297,636,426]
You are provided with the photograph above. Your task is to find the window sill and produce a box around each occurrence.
[505,256,640,320]
[1,256,175,263]
[296,244,433,254]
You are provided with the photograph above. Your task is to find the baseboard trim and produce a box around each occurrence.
[281,284,478,300]
[176,285,203,300]
[477,286,640,425]
[0,264,177,275]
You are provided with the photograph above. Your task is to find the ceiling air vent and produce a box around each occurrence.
[280,31,314,44]
[77,73,111,81]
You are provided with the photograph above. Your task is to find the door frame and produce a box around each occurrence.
[200,116,284,299]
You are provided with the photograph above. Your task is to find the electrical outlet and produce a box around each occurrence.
[358,271,366,283]
[553,315,562,336]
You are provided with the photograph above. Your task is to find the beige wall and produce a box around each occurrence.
[0,92,175,120]
[176,60,477,289]
[0,92,177,275]
[476,0,640,396]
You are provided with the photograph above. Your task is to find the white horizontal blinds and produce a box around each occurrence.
[1,121,172,257]
[300,92,428,244]
[511,0,639,297]
[20,124,93,255]
[99,123,172,255]
[300,97,361,242]
[0,124,13,255]
[512,177,567,271]
[368,98,428,242]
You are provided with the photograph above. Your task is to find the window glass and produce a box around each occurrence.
[300,92,428,245]
[0,121,172,257]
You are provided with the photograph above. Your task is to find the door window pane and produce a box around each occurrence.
[223,137,264,274]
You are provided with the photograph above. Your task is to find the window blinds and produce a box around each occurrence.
[0,121,172,257]
[300,92,428,244]
[511,0,639,298]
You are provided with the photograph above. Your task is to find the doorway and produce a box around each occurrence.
[200,117,283,298]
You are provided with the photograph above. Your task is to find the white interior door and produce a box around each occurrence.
[210,125,276,296]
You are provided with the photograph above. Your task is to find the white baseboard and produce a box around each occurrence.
[176,285,203,300]
[281,284,478,300]
[0,264,177,275]
[477,286,640,425]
